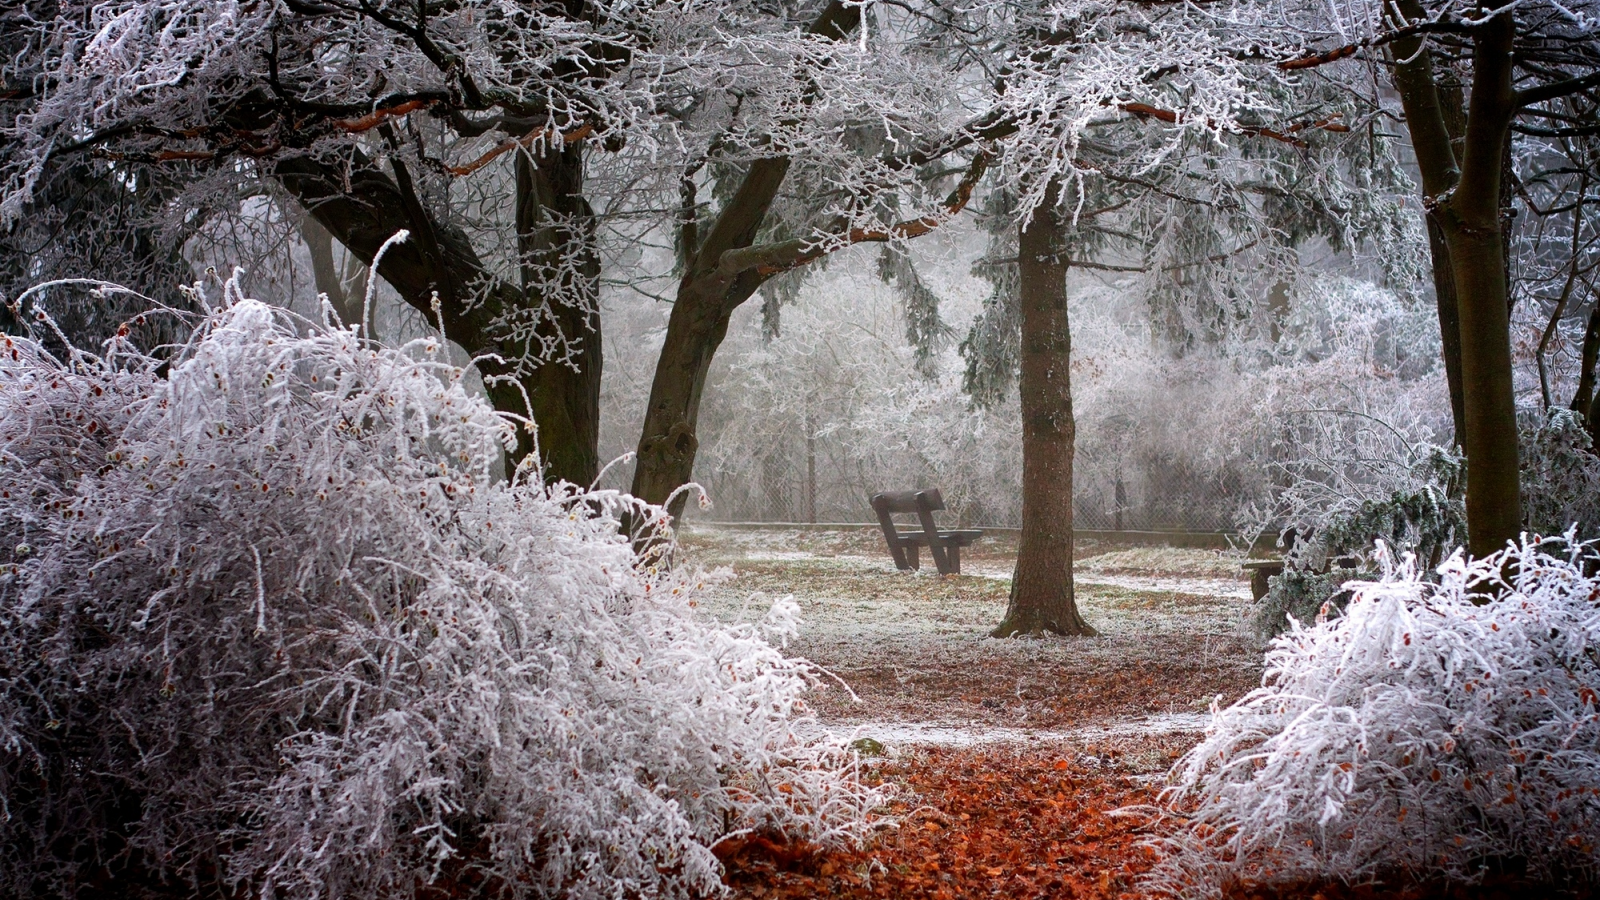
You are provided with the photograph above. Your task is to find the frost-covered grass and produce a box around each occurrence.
[1151,538,1600,896]
[1077,546,1248,580]
[0,289,877,900]
[676,526,1263,734]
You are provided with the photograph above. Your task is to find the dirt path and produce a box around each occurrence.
[825,711,1212,748]
[674,527,1266,899]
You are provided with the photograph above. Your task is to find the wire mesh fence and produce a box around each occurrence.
[684,453,1245,533]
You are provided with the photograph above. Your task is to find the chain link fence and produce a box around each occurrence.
[684,442,1245,533]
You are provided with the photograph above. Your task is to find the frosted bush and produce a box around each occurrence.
[0,284,877,900]
[1252,447,1464,637]
[1521,408,1600,541]
[1253,408,1600,639]
[1151,538,1600,896]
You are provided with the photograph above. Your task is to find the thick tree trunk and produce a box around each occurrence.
[1436,78,1470,440]
[515,146,601,487]
[628,159,787,513]
[629,278,743,513]
[1390,4,1523,556]
[629,1,860,515]
[1389,0,1468,445]
[275,146,602,486]
[993,181,1095,638]
[1438,13,1523,557]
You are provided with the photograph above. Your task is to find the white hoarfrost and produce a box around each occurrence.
[1151,538,1600,895]
[0,286,878,900]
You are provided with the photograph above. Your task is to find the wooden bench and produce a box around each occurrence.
[869,489,983,575]
[1242,556,1361,601]
[1241,560,1285,602]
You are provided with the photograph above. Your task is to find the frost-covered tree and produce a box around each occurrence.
[686,239,1019,526]
[3,0,1003,501]
[0,159,204,351]
[0,8,194,349]
[626,2,995,518]
[1272,0,1600,556]
[1,0,645,481]
[930,0,1421,636]
[1518,126,1600,426]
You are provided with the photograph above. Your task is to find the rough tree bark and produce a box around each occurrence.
[628,1,861,514]
[515,145,602,487]
[1389,0,1468,446]
[1386,6,1523,556]
[1437,13,1523,557]
[276,143,601,485]
[993,179,1095,638]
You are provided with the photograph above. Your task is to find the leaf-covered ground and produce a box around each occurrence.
[680,526,1249,899]
[680,526,1597,900]
[717,740,1181,900]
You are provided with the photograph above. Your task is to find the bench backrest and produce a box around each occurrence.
[870,488,945,514]
[869,489,951,572]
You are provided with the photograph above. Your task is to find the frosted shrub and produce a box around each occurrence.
[0,288,876,900]
[1152,538,1600,896]
[1521,408,1600,541]
[1253,408,1600,638]
[1253,447,1465,637]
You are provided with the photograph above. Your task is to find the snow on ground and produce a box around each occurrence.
[827,712,1214,749]
[963,563,1253,600]
[677,525,1264,743]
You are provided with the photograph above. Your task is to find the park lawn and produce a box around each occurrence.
[679,525,1253,899]
[678,525,1262,734]
[683,526,1591,900]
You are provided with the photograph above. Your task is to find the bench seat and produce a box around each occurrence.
[892,529,985,546]
[1242,556,1359,601]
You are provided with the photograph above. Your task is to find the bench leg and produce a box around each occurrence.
[947,545,960,575]
[1251,569,1270,602]
[904,544,919,571]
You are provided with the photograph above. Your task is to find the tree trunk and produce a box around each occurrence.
[993,180,1095,638]
[1572,306,1600,440]
[1437,12,1523,557]
[515,145,601,487]
[1424,218,1468,444]
[300,214,359,328]
[275,145,602,486]
[1388,0,1468,445]
[630,275,744,513]
[629,1,861,515]
[1389,4,1523,556]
